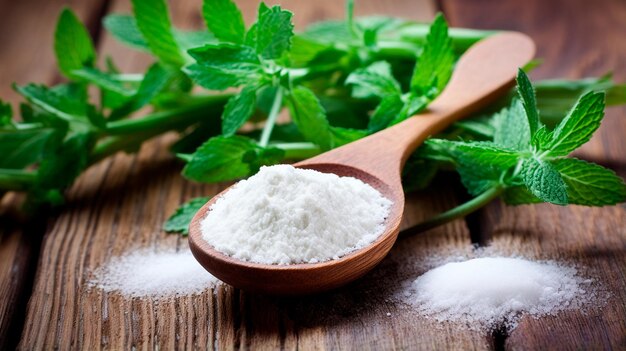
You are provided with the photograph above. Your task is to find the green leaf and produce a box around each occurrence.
[346,61,402,98]
[521,158,568,205]
[410,13,454,95]
[255,4,294,59]
[516,69,540,135]
[202,0,245,44]
[36,133,92,191]
[0,129,61,168]
[502,186,542,205]
[302,20,353,44]
[185,44,263,90]
[494,99,531,151]
[222,85,258,136]
[182,135,284,183]
[131,0,185,67]
[551,158,626,206]
[402,155,440,192]
[288,35,330,66]
[368,94,404,133]
[104,14,217,51]
[331,127,367,146]
[14,84,90,126]
[164,196,211,235]
[543,91,605,157]
[426,139,520,195]
[111,63,173,119]
[287,86,334,150]
[103,14,149,50]
[54,9,96,78]
[71,67,135,97]
[0,100,11,126]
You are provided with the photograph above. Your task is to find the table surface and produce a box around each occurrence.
[1,0,625,349]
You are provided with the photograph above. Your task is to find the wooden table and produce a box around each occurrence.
[1,0,625,349]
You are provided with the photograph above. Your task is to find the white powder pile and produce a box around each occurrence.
[89,249,219,298]
[407,257,593,330]
[201,164,393,265]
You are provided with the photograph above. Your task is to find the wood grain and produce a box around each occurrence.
[0,1,108,349]
[443,0,626,348]
[16,0,492,349]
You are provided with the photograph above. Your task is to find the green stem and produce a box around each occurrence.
[105,94,230,135]
[400,186,503,236]
[272,142,321,159]
[259,87,284,147]
[0,169,37,191]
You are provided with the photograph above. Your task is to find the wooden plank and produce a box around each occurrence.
[0,1,108,349]
[18,0,493,349]
[442,0,626,348]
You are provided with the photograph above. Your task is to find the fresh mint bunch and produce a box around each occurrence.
[0,0,624,234]
[404,70,626,232]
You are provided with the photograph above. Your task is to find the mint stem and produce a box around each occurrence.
[105,94,230,135]
[400,186,503,236]
[272,142,321,159]
[259,87,284,147]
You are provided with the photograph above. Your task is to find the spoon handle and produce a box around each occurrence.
[298,32,535,184]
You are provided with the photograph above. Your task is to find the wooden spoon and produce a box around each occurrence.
[189,32,535,295]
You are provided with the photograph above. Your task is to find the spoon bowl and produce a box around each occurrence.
[189,163,404,295]
[189,32,535,295]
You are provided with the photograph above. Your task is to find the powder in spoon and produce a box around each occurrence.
[201,164,393,265]
[406,257,594,330]
[89,249,220,298]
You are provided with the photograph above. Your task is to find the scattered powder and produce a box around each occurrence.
[405,257,595,331]
[201,164,393,265]
[89,249,219,298]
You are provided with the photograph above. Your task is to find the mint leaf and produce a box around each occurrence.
[54,9,96,78]
[425,139,519,195]
[516,69,540,135]
[410,14,454,95]
[552,158,626,205]
[331,127,367,146]
[287,86,334,150]
[202,0,245,44]
[494,99,531,151]
[111,63,173,119]
[0,100,11,126]
[14,84,90,126]
[104,14,217,52]
[103,14,149,51]
[131,0,185,67]
[36,133,92,192]
[255,4,294,59]
[0,129,61,168]
[182,135,283,182]
[164,196,211,235]
[222,85,258,136]
[186,44,263,90]
[521,158,568,205]
[346,61,402,98]
[71,67,135,97]
[368,94,404,133]
[502,186,542,205]
[543,91,605,157]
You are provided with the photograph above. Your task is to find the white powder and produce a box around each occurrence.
[406,257,594,330]
[89,249,220,298]
[201,164,393,265]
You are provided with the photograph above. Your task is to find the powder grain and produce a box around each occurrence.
[201,165,393,265]
[407,257,594,330]
[89,249,219,298]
